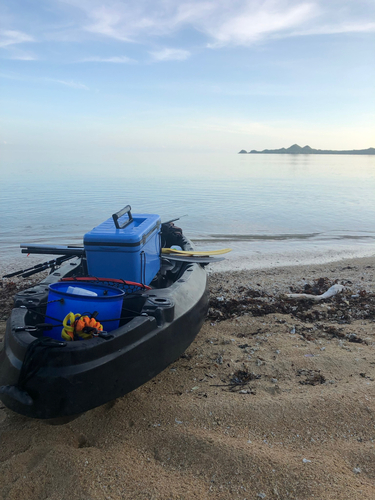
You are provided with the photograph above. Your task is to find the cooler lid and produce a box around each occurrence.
[84,213,161,247]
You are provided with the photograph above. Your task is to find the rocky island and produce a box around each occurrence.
[239,144,375,155]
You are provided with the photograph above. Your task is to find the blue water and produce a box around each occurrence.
[1,152,375,271]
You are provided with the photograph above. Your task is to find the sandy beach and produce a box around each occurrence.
[1,256,374,500]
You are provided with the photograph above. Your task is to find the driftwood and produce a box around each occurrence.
[284,284,346,301]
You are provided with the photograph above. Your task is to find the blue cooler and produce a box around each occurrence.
[84,205,161,285]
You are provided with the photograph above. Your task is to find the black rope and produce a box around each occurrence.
[20,305,144,327]
[18,337,67,389]
[25,298,64,308]
[23,307,64,325]
[46,298,65,305]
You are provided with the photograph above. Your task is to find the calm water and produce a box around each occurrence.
[1,152,375,272]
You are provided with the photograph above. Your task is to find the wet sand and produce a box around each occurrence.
[0,256,374,499]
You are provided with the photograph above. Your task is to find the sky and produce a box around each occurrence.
[0,0,374,156]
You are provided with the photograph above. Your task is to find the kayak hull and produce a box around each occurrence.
[0,251,208,420]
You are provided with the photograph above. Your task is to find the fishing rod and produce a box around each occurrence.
[162,215,188,225]
[3,255,75,279]
[20,244,85,256]
[4,262,49,279]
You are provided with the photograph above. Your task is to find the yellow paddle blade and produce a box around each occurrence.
[162,247,232,256]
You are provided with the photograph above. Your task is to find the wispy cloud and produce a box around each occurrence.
[290,21,375,37]
[150,48,190,61]
[77,1,212,41]
[9,54,37,61]
[0,29,34,48]
[83,6,135,42]
[0,71,30,81]
[57,0,375,49]
[0,71,89,89]
[82,55,137,63]
[204,2,318,47]
[3,46,38,61]
[1,0,375,58]
[48,78,89,90]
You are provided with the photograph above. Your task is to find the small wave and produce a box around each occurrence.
[193,232,321,242]
[331,235,375,240]
[192,232,375,243]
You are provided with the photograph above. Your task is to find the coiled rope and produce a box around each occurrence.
[61,313,103,341]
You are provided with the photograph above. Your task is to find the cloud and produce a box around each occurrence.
[47,78,89,90]
[9,54,37,60]
[150,48,190,61]
[0,71,89,89]
[73,1,212,41]
[2,0,375,56]
[290,21,375,37]
[82,55,137,63]
[204,2,318,47]
[4,47,38,61]
[0,29,34,48]
[83,6,135,42]
[55,0,374,50]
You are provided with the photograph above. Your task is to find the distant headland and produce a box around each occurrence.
[239,144,375,155]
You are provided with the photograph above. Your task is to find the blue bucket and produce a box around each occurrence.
[45,282,125,340]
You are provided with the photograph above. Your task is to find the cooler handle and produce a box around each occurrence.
[112,205,133,229]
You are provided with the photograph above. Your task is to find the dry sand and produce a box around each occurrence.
[0,256,374,500]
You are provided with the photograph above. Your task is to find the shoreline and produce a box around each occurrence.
[208,254,375,291]
[2,243,374,276]
[208,247,375,273]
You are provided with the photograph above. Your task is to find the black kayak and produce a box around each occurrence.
[0,210,209,420]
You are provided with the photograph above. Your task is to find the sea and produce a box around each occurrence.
[1,152,375,274]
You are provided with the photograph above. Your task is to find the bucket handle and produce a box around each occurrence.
[112,205,133,229]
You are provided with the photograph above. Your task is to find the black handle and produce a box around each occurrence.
[112,205,133,229]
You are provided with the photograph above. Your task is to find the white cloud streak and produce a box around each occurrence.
[82,55,137,63]
[9,54,37,60]
[205,2,318,47]
[2,1,375,58]
[74,1,213,41]
[57,0,375,47]
[290,21,375,37]
[150,48,190,61]
[0,71,89,89]
[0,29,34,48]
[48,79,89,90]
